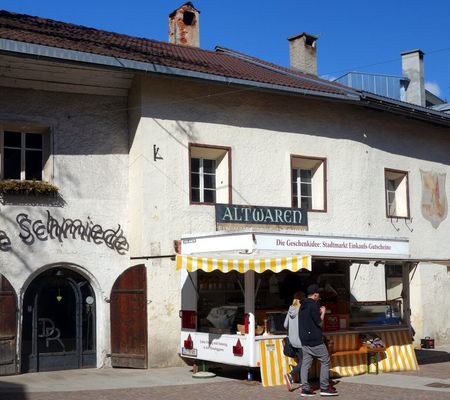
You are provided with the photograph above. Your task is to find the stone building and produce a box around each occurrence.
[0,3,449,375]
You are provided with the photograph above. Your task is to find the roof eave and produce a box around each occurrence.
[0,38,359,102]
[1,38,449,127]
[360,92,450,127]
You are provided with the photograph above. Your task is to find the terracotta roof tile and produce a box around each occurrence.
[0,10,355,96]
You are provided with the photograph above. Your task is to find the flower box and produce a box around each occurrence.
[0,180,59,196]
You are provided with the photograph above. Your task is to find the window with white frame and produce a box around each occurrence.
[1,126,50,181]
[190,144,231,204]
[291,156,326,211]
[385,169,409,218]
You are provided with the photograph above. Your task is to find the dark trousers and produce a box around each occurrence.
[289,347,303,381]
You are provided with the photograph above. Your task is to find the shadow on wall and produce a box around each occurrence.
[0,210,37,273]
[0,87,129,157]
[0,166,79,273]
[0,194,66,208]
[0,381,28,400]
[136,76,449,165]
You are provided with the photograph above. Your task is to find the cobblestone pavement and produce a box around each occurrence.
[2,380,450,400]
[400,349,450,379]
[1,349,449,400]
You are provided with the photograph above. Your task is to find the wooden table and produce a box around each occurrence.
[364,346,386,374]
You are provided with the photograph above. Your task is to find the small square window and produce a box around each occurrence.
[189,144,231,205]
[385,169,409,218]
[1,128,49,182]
[291,156,326,211]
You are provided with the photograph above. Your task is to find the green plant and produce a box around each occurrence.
[0,179,59,196]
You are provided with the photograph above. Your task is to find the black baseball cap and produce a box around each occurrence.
[306,284,323,295]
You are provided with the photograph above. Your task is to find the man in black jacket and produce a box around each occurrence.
[298,284,338,397]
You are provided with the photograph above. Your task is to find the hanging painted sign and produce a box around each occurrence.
[420,170,448,229]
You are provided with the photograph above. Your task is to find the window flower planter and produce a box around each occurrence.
[0,180,59,196]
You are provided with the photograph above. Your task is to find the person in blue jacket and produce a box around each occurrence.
[298,284,338,397]
[283,291,304,391]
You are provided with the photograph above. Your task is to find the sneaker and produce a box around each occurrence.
[301,388,316,397]
[283,373,293,391]
[320,386,338,396]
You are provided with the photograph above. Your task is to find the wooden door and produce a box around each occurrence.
[110,265,147,368]
[0,274,17,375]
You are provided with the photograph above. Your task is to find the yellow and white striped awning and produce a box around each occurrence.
[175,254,311,273]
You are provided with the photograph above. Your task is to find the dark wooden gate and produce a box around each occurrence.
[110,265,147,368]
[0,274,17,376]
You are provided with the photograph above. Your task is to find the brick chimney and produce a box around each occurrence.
[288,32,318,75]
[169,2,200,47]
[401,49,425,107]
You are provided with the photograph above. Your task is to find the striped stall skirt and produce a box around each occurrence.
[258,330,418,387]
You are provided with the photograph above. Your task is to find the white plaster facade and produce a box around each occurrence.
[0,52,449,373]
[0,86,130,369]
[128,74,450,363]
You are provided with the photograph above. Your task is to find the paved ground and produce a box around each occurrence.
[2,380,450,400]
[1,347,449,400]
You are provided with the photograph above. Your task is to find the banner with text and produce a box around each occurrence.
[255,234,409,259]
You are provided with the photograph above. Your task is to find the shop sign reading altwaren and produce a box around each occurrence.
[215,204,307,228]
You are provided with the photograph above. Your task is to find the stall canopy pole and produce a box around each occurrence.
[245,271,255,316]
[351,263,362,291]
[245,271,256,364]
[402,262,413,330]
[187,272,200,300]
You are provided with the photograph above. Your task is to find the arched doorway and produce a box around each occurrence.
[21,268,96,372]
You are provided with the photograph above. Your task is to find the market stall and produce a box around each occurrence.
[177,230,418,387]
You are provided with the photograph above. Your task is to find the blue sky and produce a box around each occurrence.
[1,0,449,100]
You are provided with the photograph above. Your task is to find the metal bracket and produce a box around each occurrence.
[404,217,414,232]
[390,217,400,232]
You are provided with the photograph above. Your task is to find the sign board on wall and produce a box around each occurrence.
[215,204,307,229]
[254,233,410,259]
[181,231,410,260]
